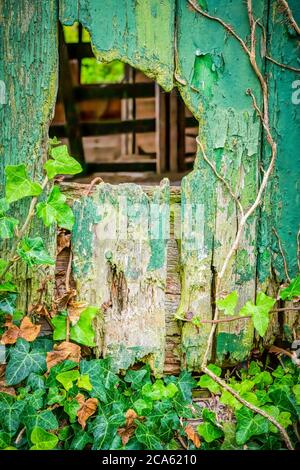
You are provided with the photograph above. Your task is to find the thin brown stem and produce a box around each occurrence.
[203,367,294,450]
[272,227,291,282]
[196,137,244,216]
[266,55,300,73]
[85,177,103,196]
[278,0,300,36]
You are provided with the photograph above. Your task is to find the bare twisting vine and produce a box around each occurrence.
[187,0,296,450]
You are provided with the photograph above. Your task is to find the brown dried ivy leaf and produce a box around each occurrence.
[1,316,41,345]
[117,409,140,446]
[1,324,20,345]
[68,301,88,326]
[76,393,98,429]
[184,424,201,448]
[46,341,81,371]
[57,230,71,255]
[0,380,16,396]
[19,316,41,342]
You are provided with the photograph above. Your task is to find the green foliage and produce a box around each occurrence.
[51,307,98,347]
[5,164,42,203]
[17,237,55,267]
[240,292,276,337]
[30,427,58,450]
[44,145,82,180]
[280,275,300,301]
[216,291,238,316]
[5,338,47,385]
[36,186,74,230]
[0,199,18,239]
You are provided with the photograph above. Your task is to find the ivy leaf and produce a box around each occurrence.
[198,375,220,394]
[269,388,300,419]
[46,386,67,405]
[17,237,55,267]
[5,164,42,203]
[135,421,163,450]
[0,397,25,434]
[197,422,223,443]
[235,407,269,445]
[51,311,67,341]
[0,431,11,449]
[240,292,275,337]
[44,145,82,179]
[77,374,93,391]
[69,429,92,450]
[280,275,300,301]
[216,291,238,316]
[79,360,107,402]
[56,370,80,391]
[70,306,99,347]
[176,370,197,402]
[36,186,74,230]
[124,367,151,390]
[142,380,178,401]
[22,406,58,435]
[0,216,18,239]
[90,414,123,450]
[293,384,300,404]
[5,338,47,385]
[30,427,58,450]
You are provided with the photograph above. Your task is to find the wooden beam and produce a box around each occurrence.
[50,118,155,137]
[72,82,155,101]
[155,83,168,174]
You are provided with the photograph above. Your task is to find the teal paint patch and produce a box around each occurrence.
[71,196,100,276]
[235,249,255,284]
[191,53,220,98]
[216,331,251,363]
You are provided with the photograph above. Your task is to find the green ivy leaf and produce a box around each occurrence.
[198,374,221,395]
[70,306,98,347]
[77,374,93,391]
[22,406,58,435]
[17,237,55,267]
[30,427,58,450]
[44,145,82,179]
[197,422,223,443]
[0,431,11,449]
[220,422,241,450]
[280,275,300,301]
[5,164,42,203]
[36,186,74,230]
[220,390,242,410]
[142,380,178,401]
[269,388,300,419]
[51,311,67,340]
[133,398,153,415]
[90,414,123,450]
[0,281,18,293]
[69,429,92,450]
[235,407,269,445]
[56,370,80,391]
[216,291,238,316]
[0,215,18,239]
[5,338,47,385]
[64,399,81,423]
[293,384,300,404]
[0,397,25,434]
[47,386,67,405]
[79,360,107,402]
[135,421,163,450]
[124,367,151,390]
[240,292,275,337]
[176,370,197,402]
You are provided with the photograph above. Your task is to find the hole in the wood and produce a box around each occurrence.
[49,21,198,185]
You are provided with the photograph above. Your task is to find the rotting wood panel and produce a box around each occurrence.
[257,0,300,345]
[175,0,266,368]
[0,0,58,311]
[60,0,175,91]
[69,181,170,375]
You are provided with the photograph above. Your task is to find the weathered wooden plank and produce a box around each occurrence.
[75,0,175,91]
[176,0,265,368]
[50,118,156,137]
[258,0,300,283]
[0,0,58,310]
[70,180,170,374]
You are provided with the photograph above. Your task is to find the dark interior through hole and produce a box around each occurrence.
[49,22,198,185]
